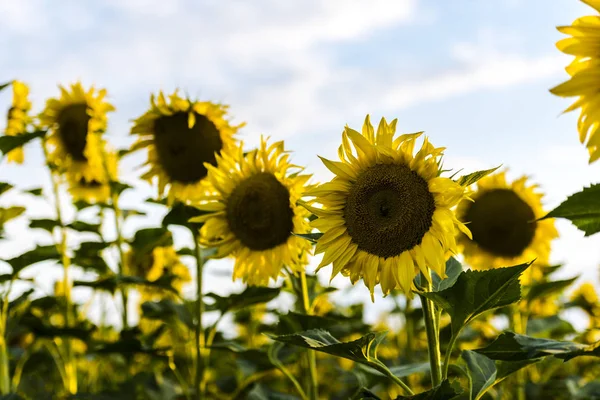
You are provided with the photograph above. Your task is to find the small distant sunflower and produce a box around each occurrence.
[456,171,558,282]
[5,80,32,163]
[550,0,600,163]
[130,90,242,203]
[304,115,470,297]
[126,245,191,297]
[66,145,117,204]
[191,137,312,286]
[40,82,115,185]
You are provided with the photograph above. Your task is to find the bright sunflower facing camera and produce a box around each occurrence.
[191,137,312,286]
[40,82,115,192]
[304,115,470,297]
[456,171,558,283]
[5,80,32,164]
[130,90,242,203]
[550,0,600,163]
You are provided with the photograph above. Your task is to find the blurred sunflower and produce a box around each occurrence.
[126,245,191,298]
[40,82,115,191]
[304,115,470,297]
[550,0,600,163]
[66,147,118,204]
[4,80,32,163]
[130,90,242,203]
[457,171,558,283]
[191,137,312,286]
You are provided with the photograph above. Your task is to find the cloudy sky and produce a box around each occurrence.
[1,0,600,326]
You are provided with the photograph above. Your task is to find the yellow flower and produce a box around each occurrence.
[550,0,600,163]
[4,80,32,163]
[40,82,115,192]
[126,246,191,296]
[191,137,312,286]
[66,145,118,204]
[130,90,242,204]
[456,171,558,283]
[304,115,470,297]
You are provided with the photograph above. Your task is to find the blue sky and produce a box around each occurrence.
[1,0,600,326]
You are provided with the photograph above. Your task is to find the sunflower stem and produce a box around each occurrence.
[299,271,319,400]
[110,192,129,329]
[510,305,527,400]
[420,271,442,388]
[43,142,78,395]
[193,234,206,400]
[0,278,15,395]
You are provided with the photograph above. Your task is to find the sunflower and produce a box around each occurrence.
[66,144,117,204]
[4,80,32,163]
[191,137,312,286]
[303,115,470,297]
[130,90,242,203]
[550,0,600,163]
[456,171,558,283]
[125,245,191,298]
[39,82,115,188]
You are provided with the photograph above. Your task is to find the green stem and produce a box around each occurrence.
[268,343,308,400]
[420,271,442,387]
[0,278,15,394]
[44,142,77,395]
[111,192,129,329]
[442,334,458,379]
[371,360,414,395]
[510,306,526,400]
[404,298,413,362]
[299,271,319,400]
[193,235,205,400]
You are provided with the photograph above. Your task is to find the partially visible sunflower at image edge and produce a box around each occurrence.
[456,171,558,283]
[550,0,600,163]
[130,90,243,203]
[190,137,312,286]
[303,115,471,297]
[5,80,32,164]
[39,82,116,203]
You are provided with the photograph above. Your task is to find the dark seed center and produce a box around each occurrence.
[153,112,223,184]
[226,172,294,251]
[344,163,435,258]
[463,188,537,258]
[57,103,90,161]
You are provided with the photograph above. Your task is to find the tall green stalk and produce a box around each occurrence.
[110,191,129,329]
[0,278,15,394]
[43,142,77,395]
[299,271,319,400]
[510,305,527,400]
[193,235,205,400]
[420,270,442,387]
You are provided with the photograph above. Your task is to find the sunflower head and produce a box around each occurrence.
[66,143,118,205]
[550,0,600,163]
[4,80,32,164]
[304,115,470,298]
[191,137,312,286]
[456,171,558,283]
[130,90,242,204]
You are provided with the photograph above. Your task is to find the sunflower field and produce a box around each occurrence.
[1,1,600,400]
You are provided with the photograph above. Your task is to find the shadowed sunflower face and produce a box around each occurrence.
[304,115,470,297]
[457,172,558,282]
[56,103,90,161]
[130,91,242,203]
[191,137,312,286]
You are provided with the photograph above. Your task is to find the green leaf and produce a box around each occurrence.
[67,221,101,236]
[247,384,300,400]
[526,316,576,338]
[176,247,194,257]
[2,245,61,274]
[542,184,600,236]
[25,188,43,196]
[291,232,323,244]
[0,206,26,227]
[141,300,194,330]
[268,329,386,366]
[394,380,462,399]
[162,201,207,230]
[525,277,578,302]
[462,350,496,400]
[205,286,281,314]
[130,228,173,255]
[0,393,25,400]
[109,181,133,196]
[456,166,501,187]
[420,262,530,337]
[0,82,11,92]
[277,311,369,339]
[416,257,463,291]
[74,275,178,295]
[0,130,46,156]
[72,241,110,274]
[122,209,146,219]
[0,182,13,196]
[29,218,61,233]
[474,331,600,362]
